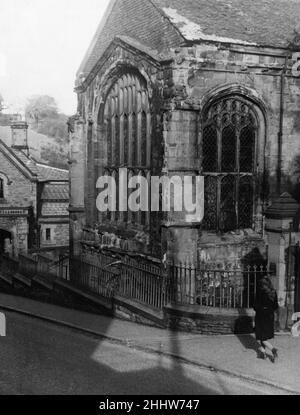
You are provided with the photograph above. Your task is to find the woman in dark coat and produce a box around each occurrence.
[254,275,279,362]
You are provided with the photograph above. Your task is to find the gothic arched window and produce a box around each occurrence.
[102,72,151,225]
[202,97,257,232]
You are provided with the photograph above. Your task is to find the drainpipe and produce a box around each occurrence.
[277,56,288,195]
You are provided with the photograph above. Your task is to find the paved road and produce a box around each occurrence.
[0,311,288,395]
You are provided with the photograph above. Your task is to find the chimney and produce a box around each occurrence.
[11,121,29,155]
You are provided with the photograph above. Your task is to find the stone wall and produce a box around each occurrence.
[164,306,255,335]
[40,223,69,248]
[71,39,165,259]
[158,44,300,266]
[0,150,35,256]
[170,44,300,199]
[0,151,36,211]
[41,202,69,216]
[72,36,300,271]
[0,215,29,256]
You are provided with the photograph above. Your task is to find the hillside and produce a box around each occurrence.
[0,126,68,169]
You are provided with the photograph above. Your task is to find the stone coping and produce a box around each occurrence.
[164,304,255,318]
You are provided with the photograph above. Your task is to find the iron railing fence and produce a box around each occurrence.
[170,263,275,309]
[0,253,69,281]
[118,256,169,309]
[70,254,169,308]
[70,255,274,310]
[71,257,119,298]
[0,249,274,311]
[80,250,117,269]
[19,254,38,278]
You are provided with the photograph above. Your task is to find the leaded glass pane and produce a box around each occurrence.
[203,176,217,230]
[123,114,129,165]
[141,172,147,226]
[222,113,230,126]
[141,111,147,166]
[106,118,112,165]
[220,175,236,232]
[124,88,128,113]
[114,169,119,222]
[238,176,253,228]
[221,125,236,172]
[203,125,217,172]
[240,126,255,172]
[114,115,120,165]
[132,113,137,165]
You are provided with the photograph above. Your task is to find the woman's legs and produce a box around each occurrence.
[257,341,266,359]
[261,340,278,362]
[261,340,273,351]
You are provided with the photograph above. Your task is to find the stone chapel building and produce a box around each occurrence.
[69,0,300,293]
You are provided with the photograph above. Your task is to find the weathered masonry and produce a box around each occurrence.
[69,0,300,329]
[0,121,69,257]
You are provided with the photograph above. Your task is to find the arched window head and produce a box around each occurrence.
[202,96,258,232]
[103,71,150,168]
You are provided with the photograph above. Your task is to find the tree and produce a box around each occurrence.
[26,95,58,125]
[40,144,69,169]
[0,94,7,113]
[25,95,68,144]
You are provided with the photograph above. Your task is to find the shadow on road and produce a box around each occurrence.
[235,333,259,354]
[0,307,226,395]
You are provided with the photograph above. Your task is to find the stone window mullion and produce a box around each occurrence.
[120,114,124,165]
[128,114,133,166]
[141,111,147,167]
[123,114,129,166]
[132,113,137,166]
[147,113,151,168]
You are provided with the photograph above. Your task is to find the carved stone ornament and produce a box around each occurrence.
[289,29,300,50]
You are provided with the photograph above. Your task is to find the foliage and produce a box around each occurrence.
[25,95,68,144]
[0,94,4,112]
[40,144,69,170]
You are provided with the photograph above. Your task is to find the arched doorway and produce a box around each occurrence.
[0,229,12,255]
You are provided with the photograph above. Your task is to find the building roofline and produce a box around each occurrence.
[76,0,119,77]
[76,35,171,91]
[148,0,187,44]
[35,162,69,173]
[0,139,37,181]
[151,1,300,50]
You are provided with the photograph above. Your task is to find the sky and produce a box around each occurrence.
[0,0,111,115]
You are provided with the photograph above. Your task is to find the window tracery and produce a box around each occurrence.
[202,97,257,232]
[101,72,151,226]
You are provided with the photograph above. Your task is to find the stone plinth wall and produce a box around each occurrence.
[164,306,255,335]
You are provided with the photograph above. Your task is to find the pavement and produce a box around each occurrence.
[0,293,299,395]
